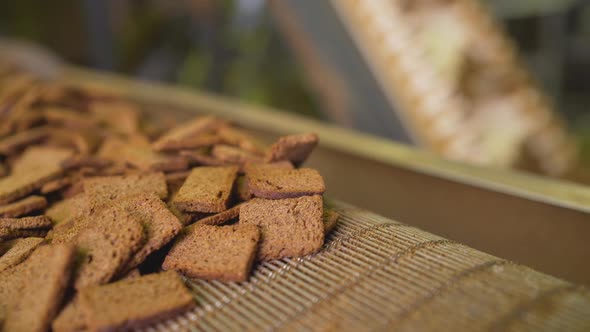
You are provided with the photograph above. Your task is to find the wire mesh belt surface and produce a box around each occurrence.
[142,202,590,332]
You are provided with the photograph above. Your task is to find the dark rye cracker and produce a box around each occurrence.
[0,146,73,204]
[40,177,72,194]
[240,195,324,260]
[247,167,325,199]
[84,172,168,206]
[0,195,47,218]
[98,137,188,172]
[173,166,239,213]
[73,207,145,290]
[180,149,229,167]
[155,133,223,151]
[265,133,318,166]
[211,144,264,165]
[198,204,241,226]
[2,244,76,332]
[163,224,260,282]
[153,115,223,151]
[0,237,44,272]
[79,271,195,332]
[61,155,112,171]
[116,194,182,271]
[45,194,89,225]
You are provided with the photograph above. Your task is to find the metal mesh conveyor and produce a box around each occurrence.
[142,202,590,332]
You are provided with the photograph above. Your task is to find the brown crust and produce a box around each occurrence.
[79,271,195,332]
[0,195,47,218]
[247,167,325,199]
[240,196,324,260]
[172,166,239,213]
[163,224,260,282]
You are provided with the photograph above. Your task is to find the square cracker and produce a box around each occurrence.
[172,166,239,213]
[116,194,182,271]
[2,244,76,332]
[240,195,324,260]
[73,207,145,290]
[0,146,72,204]
[162,224,260,282]
[79,271,195,332]
[83,172,168,206]
[247,167,325,199]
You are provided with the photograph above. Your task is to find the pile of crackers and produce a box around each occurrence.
[0,66,339,331]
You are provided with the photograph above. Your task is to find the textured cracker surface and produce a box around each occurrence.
[240,195,324,260]
[163,224,260,282]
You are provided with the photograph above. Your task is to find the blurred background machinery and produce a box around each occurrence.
[0,0,588,180]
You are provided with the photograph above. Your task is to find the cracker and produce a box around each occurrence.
[2,244,76,332]
[0,229,48,241]
[99,137,188,172]
[61,155,112,170]
[52,297,86,332]
[0,195,47,218]
[79,271,195,331]
[163,224,260,282]
[45,194,89,225]
[153,116,222,151]
[211,144,264,165]
[73,207,145,289]
[247,167,325,199]
[0,126,49,155]
[156,133,223,151]
[172,166,239,213]
[89,100,140,135]
[0,237,44,272]
[83,172,168,206]
[40,177,72,194]
[324,209,340,234]
[265,133,319,166]
[0,216,52,230]
[216,126,267,154]
[198,204,241,226]
[43,107,99,129]
[116,194,182,271]
[180,149,228,166]
[240,195,324,260]
[0,146,72,204]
